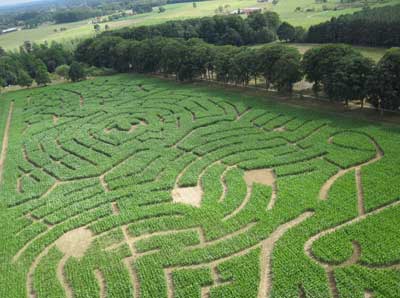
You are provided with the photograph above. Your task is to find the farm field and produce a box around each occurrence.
[2,0,400,51]
[251,42,389,62]
[284,43,388,62]
[0,0,269,51]
[273,0,400,28]
[0,74,400,297]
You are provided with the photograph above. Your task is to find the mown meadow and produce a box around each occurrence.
[0,74,399,297]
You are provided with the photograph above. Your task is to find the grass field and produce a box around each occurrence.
[2,0,400,51]
[273,0,400,28]
[251,43,389,62]
[0,74,400,297]
[287,43,389,62]
[0,0,269,51]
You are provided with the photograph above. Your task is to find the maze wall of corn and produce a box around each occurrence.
[0,74,399,298]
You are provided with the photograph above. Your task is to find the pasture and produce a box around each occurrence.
[2,0,400,51]
[251,42,389,62]
[0,74,399,297]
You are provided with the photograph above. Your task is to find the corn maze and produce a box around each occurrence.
[0,74,399,298]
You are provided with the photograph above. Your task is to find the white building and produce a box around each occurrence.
[1,27,18,34]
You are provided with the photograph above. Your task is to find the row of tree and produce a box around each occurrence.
[76,36,400,111]
[2,34,399,112]
[104,11,306,46]
[0,41,86,89]
[307,5,400,47]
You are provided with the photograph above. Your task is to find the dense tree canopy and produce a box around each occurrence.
[75,36,304,92]
[368,48,400,111]
[302,44,358,94]
[69,62,86,82]
[323,54,374,106]
[34,60,51,86]
[103,11,283,46]
[307,5,400,47]
[277,22,296,42]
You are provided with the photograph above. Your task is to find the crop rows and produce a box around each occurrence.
[0,74,399,298]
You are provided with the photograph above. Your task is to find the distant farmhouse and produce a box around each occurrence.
[231,7,263,15]
[1,27,18,35]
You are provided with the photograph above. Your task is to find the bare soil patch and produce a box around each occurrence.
[55,227,93,258]
[244,169,275,187]
[244,169,277,210]
[172,186,203,208]
[273,126,286,132]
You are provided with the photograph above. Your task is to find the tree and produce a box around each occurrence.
[264,11,281,30]
[160,39,184,77]
[114,40,131,72]
[193,2,197,8]
[368,48,400,112]
[277,22,296,42]
[220,28,243,46]
[0,78,5,93]
[254,28,276,44]
[302,44,359,95]
[55,64,70,79]
[0,56,19,86]
[69,62,86,82]
[35,60,51,86]
[258,45,302,92]
[306,5,400,47]
[23,41,33,53]
[94,24,101,32]
[17,70,33,87]
[105,24,110,30]
[230,48,257,86]
[293,26,306,42]
[90,36,124,68]
[213,46,240,83]
[323,55,374,106]
[31,41,73,73]
[75,38,96,65]
[159,7,166,13]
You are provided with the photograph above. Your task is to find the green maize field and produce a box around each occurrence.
[0,74,399,298]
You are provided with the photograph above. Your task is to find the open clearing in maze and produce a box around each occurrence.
[0,74,399,298]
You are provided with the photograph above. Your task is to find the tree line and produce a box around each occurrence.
[1,35,399,112]
[102,5,400,48]
[0,41,86,88]
[76,36,400,111]
[307,5,400,47]
[103,11,306,46]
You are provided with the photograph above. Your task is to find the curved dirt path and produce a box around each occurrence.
[224,169,277,221]
[258,211,314,298]
[304,200,400,298]
[0,101,14,185]
[57,255,73,298]
[305,200,400,268]
[26,245,52,298]
[95,269,107,298]
[319,137,383,201]
[160,211,313,298]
